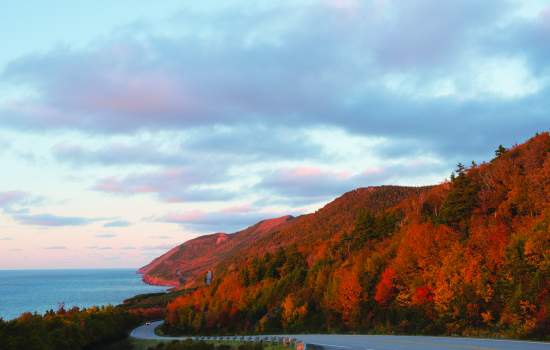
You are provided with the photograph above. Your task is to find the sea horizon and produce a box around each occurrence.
[0,268,166,320]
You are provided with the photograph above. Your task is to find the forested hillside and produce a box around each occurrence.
[140,216,295,287]
[144,133,550,340]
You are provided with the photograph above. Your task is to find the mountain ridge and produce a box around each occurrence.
[139,215,296,287]
[141,132,550,339]
[139,186,428,287]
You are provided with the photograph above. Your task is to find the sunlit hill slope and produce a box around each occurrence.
[141,132,550,339]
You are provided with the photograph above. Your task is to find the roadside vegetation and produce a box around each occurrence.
[122,290,192,310]
[132,339,286,350]
[161,134,550,340]
[0,305,143,350]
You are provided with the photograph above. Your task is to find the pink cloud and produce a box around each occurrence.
[73,71,191,115]
[158,206,287,232]
[0,191,30,208]
[162,210,205,223]
[93,177,128,193]
[363,167,385,176]
[94,176,163,194]
[220,204,253,214]
[93,168,201,194]
[272,166,357,184]
[162,204,255,222]
[290,166,323,177]
[92,167,232,203]
[141,244,175,251]
[255,164,426,201]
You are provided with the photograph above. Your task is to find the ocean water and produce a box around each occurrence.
[0,269,166,320]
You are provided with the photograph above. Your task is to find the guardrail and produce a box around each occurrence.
[176,335,319,350]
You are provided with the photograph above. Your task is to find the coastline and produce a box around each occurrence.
[139,270,179,288]
[0,268,167,320]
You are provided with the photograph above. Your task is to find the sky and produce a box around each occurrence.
[0,0,549,269]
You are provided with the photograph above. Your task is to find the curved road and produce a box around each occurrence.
[131,321,550,350]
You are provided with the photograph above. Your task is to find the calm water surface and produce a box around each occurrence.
[0,269,166,320]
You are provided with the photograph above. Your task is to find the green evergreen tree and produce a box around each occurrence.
[438,166,480,230]
[495,144,507,157]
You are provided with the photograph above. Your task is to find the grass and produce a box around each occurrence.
[131,338,167,350]
[207,341,288,350]
[130,338,290,350]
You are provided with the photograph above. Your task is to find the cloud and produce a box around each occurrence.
[0,137,10,153]
[87,246,112,250]
[489,6,550,73]
[104,220,131,227]
[0,191,34,211]
[44,246,67,250]
[52,125,325,168]
[257,166,367,200]
[52,142,189,166]
[96,233,116,238]
[0,0,546,161]
[93,167,234,202]
[182,125,326,161]
[0,237,12,241]
[13,213,96,226]
[158,205,288,232]
[141,244,175,251]
[367,0,511,69]
[0,191,98,227]
[0,0,549,251]
[255,162,447,203]
[150,235,171,239]
[121,246,136,250]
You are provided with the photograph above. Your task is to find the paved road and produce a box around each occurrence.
[131,321,550,350]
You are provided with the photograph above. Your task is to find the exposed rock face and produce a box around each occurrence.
[139,215,295,287]
[141,274,179,287]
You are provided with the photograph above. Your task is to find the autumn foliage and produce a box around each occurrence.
[154,132,550,340]
[0,305,141,350]
[374,267,396,306]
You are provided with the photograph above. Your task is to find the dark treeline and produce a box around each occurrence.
[147,340,264,350]
[0,305,141,350]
